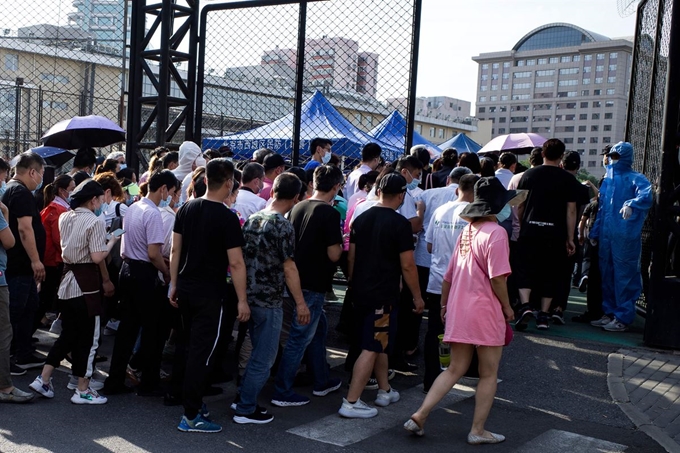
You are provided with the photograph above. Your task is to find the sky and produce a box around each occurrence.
[417,0,637,107]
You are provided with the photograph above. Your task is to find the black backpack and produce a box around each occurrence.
[107,203,124,270]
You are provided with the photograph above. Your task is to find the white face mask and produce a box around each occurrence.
[322,152,332,164]
[610,159,619,165]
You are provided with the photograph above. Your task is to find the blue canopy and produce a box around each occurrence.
[369,110,442,158]
[437,133,482,154]
[203,90,402,162]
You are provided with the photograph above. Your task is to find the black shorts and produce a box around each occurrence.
[356,301,398,354]
[515,237,568,298]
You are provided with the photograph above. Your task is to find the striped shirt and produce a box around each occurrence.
[121,197,165,261]
[57,208,108,300]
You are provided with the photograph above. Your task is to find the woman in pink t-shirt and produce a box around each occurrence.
[404,177,517,445]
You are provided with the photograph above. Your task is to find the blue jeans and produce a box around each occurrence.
[273,290,329,398]
[237,306,283,414]
[8,275,39,361]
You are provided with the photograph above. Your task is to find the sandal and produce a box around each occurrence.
[403,418,425,437]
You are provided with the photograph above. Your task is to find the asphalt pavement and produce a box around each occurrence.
[0,288,668,453]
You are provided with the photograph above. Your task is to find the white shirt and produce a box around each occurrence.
[350,190,418,225]
[414,184,459,267]
[103,200,128,229]
[344,164,371,201]
[180,172,193,203]
[160,206,176,259]
[425,200,469,294]
[232,189,266,220]
[495,168,514,189]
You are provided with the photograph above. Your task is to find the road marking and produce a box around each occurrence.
[287,384,475,447]
[514,429,627,452]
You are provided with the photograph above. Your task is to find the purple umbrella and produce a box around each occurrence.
[41,115,126,150]
[478,133,547,154]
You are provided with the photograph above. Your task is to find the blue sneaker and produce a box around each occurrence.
[177,414,222,433]
[200,403,210,420]
[271,392,310,407]
[313,378,342,397]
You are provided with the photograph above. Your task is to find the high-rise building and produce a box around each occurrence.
[67,0,130,56]
[472,23,633,176]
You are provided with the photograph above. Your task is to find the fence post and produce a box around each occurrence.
[405,0,423,154]
[291,1,308,167]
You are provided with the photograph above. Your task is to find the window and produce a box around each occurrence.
[500,106,507,112]
[604,112,613,119]
[39,73,70,84]
[501,84,509,90]
[591,125,599,131]
[481,75,489,81]
[41,101,68,110]
[592,101,601,108]
[588,161,596,168]
[584,55,593,61]
[596,65,604,72]
[558,79,579,86]
[491,85,498,91]
[564,138,574,144]
[492,63,499,69]
[365,115,373,127]
[610,52,618,59]
[501,95,509,100]
[594,89,602,95]
[596,53,605,60]
[4,54,18,71]
[607,76,616,83]
[606,88,615,95]
[429,127,435,137]
[513,83,531,90]
[499,117,506,123]
[509,127,528,133]
[511,116,529,123]
[595,77,603,84]
[608,64,617,72]
[438,128,445,138]
[513,71,532,78]
[498,128,506,134]
[535,81,554,88]
[478,107,486,113]
[579,125,587,132]
[604,125,612,131]
[479,96,486,102]
[573,55,581,62]
[565,114,576,120]
[502,73,509,79]
[538,58,547,65]
[592,113,600,119]
[503,61,511,68]
[579,114,588,120]
[578,137,586,144]
[582,78,591,85]
[535,69,555,77]
[549,57,559,64]
[561,56,571,63]
[481,86,488,91]
[512,94,531,100]
[490,95,498,101]
[557,91,578,97]
[489,106,497,112]
[526,59,536,66]
[580,102,588,108]
[582,90,590,96]
[589,149,597,155]
[517,60,525,66]
[415,124,422,134]
[559,68,579,75]
[603,137,611,143]
[583,66,592,73]
[590,137,599,143]
[482,64,489,69]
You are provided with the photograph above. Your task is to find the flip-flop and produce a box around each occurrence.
[403,418,425,437]
[467,432,505,444]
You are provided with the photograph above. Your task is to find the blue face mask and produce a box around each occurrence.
[159,195,172,209]
[321,152,332,164]
[34,178,43,195]
[496,204,512,223]
[93,203,103,217]
[119,163,127,170]
[0,181,6,199]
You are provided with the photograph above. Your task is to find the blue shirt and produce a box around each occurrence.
[0,212,8,286]
[304,160,321,171]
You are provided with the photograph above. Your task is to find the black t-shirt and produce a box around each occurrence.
[174,198,244,299]
[289,199,343,293]
[1,180,46,277]
[431,166,454,189]
[518,165,577,241]
[350,206,414,306]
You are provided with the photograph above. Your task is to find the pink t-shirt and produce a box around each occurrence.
[442,221,511,346]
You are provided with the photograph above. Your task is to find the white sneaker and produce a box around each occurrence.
[338,398,378,418]
[29,375,55,398]
[67,376,104,391]
[49,319,62,335]
[590,315,612,327]
[603,318,628,332]
[374,387,400,407]
[71,388,108,405]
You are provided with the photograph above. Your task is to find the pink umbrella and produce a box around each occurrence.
[478,133,547,154]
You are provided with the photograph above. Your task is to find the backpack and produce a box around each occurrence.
[107,203,124,270]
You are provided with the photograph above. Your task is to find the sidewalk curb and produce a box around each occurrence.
[607,351,680,453]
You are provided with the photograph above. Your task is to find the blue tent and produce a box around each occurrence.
[437,133,482,154]
[203,90,402,162]
[369,110,442,158]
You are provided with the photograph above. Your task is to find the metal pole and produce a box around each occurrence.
[405,0,422,154]
[126,0,145,174]
[119,0,129,129]
[291,1,307,166]
[157,0,173,146]
[185,0,200,143]
[624,0,647,142]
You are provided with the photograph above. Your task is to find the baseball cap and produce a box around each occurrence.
[378,173,407,194]
[263,153,287,171]
[601,144,613,156]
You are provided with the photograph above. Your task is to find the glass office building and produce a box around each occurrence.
[472,23,633,177]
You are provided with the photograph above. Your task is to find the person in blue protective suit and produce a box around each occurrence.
[589,141,652,332]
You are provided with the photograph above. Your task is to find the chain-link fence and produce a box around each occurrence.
[625,0,675,315]
[197,0,419,169]
[0,1,128,161]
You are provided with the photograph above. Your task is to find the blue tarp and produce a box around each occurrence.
[203,90,402,162]
[369,110,442,158]
[437,133,482,154]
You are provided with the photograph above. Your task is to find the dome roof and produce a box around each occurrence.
[512,23,611,52]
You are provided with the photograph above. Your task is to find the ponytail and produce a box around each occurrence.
[43,174,73,209]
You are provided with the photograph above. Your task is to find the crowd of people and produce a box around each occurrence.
[0,137,651,444]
